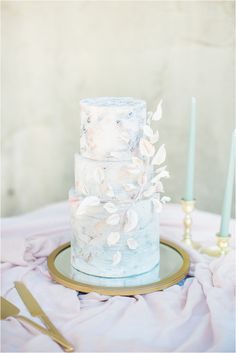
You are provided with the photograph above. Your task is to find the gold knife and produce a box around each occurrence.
[14,281,74,352]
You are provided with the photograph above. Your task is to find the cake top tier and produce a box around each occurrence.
[80,97,146,109]
[80,97,146,161]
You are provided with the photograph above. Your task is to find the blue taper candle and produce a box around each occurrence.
[219,130,236,237]
[184,97,196,201]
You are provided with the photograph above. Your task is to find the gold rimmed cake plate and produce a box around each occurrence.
[47,239,190,296]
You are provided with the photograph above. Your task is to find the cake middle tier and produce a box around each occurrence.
[75,154,154,202]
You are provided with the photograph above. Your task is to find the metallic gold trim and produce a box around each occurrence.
[47,239,190,296]
[199,233,231,257]
[181,199,201,249]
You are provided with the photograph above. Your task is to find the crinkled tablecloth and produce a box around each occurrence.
[1,202,235,352]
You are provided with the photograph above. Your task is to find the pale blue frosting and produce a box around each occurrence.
[71,262,160,286]
[80,97,146,108]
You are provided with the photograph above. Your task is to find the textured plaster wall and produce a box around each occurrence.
[1,1,235,216]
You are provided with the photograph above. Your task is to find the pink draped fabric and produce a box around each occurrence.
[1,202,235,352]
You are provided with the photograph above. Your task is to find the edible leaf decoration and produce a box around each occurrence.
[151,170,170,184]
[143,125,154,138]
[152,99,163,121]
[152,144,166,165]
[106,213,120,225]
[76,196,100,216]
[155,165,167,174]
[147,111,153,120]
[80,182,89,195]
[110,151,122,159]
[94,167,105,183]
[103,202,118,213]
[152,198,163,213]
[107,232,120,246]
[124,183,137,192]
[149,131,159,144]
[155,181,164,193]
[127,167,141,175]
[161,196,171,203]
[127,238,138,250]
[106,184,115,197]
[132,157,144,168]
[139,138,155,157]
[120,131,130,143]
[138,173,147,186]
[112,251,122,266]
[124,209,138,232]
[143,185,156,198]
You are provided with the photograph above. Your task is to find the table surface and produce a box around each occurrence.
[1,202,235,352]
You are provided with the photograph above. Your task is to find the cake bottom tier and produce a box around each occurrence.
[69,189,160,278]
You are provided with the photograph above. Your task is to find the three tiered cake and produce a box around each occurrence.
[69,97,169,278]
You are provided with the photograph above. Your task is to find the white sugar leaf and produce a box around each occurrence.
[94,167,105,183]
[124,209,138,232]
[80,182,89,195]
[159,170,170,179]
[127,238,138,250]
[152,99,163,121]
[144,181,164,196]
[161,196,171,203]
[81,196,100,207]
[103,202,118,213]
[152,144,166,165]
[147,111,153,119]
[139,138,155,157]
[95,219,106,232]
[110,151,122,159]
[155,181,164,193]
[107,232,120,246]
[124,183,137,192]
[143,125,154,138]
[147,111,153,125]
[120,131,130,143]
[138,173,147,186]
[132,157,144,168]
[155,165,167,174]
[151,175,159,184]
[151,170,170,184]
[106,184,115,197]
[76,196,100,216]
[112,251,122,266]
[152,198,163,213]
[149,131,159,144]
[143,185,156,198]
[106,213,120,225]
[127,167,141,175]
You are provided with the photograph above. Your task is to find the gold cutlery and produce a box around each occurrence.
[1,296,55,335]
[1,296,74,351]
[1,295,74,351]
[14,282,74,352]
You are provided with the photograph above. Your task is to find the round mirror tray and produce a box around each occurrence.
[47,239,190,296]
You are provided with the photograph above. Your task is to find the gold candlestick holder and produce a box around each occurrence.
[181,199,201,249]
[199,234,231,257]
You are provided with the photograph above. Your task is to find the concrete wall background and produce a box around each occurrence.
[1,1,235,216]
